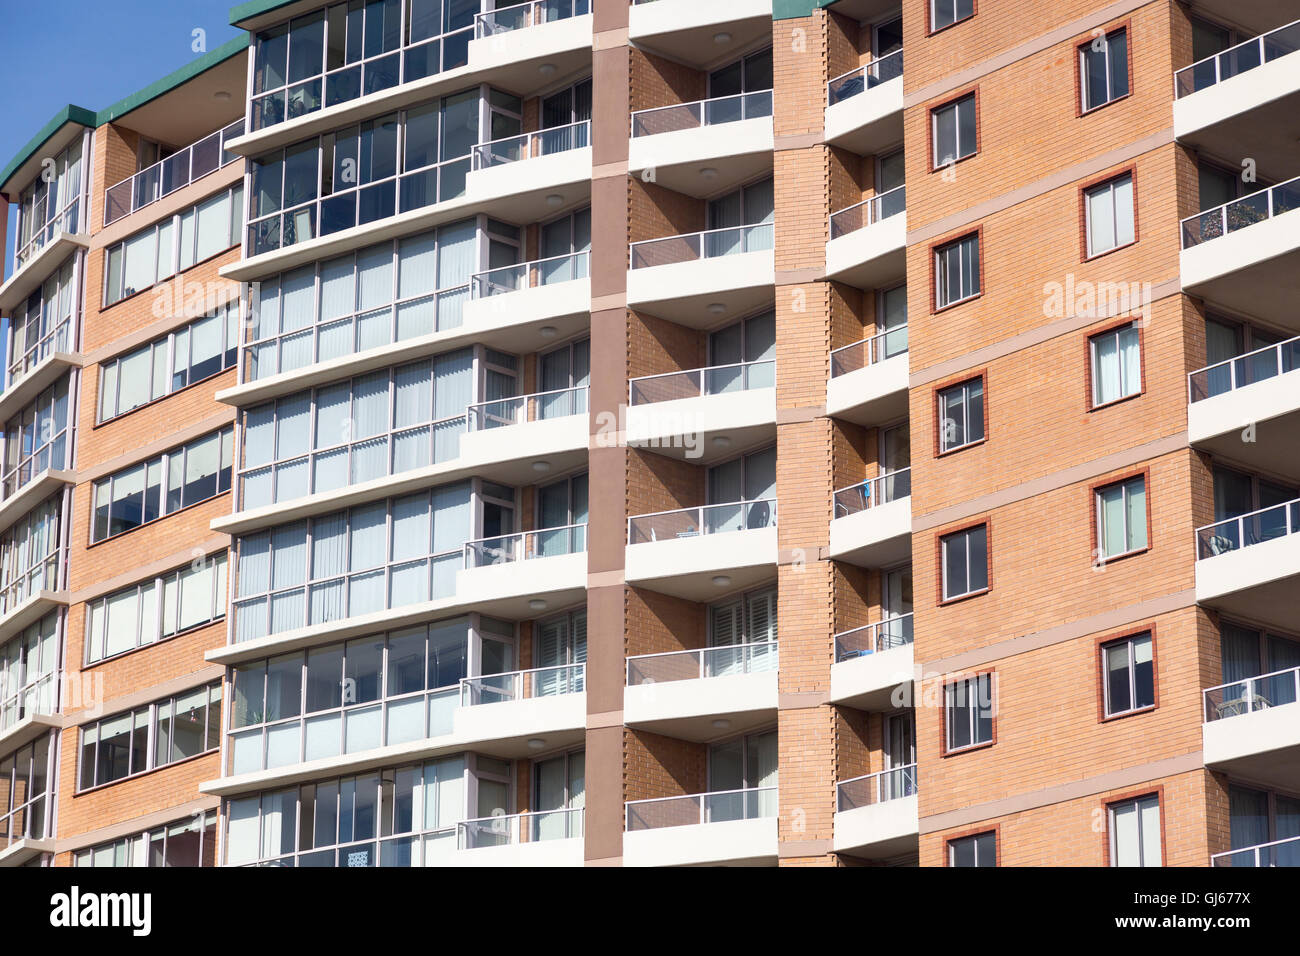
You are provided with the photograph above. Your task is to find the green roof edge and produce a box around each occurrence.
[0,104,97,196]
[773,0,837,20]
[229,0,300,28]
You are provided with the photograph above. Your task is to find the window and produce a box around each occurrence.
[103,186,243,306]
[73,811,218,867]
[91,427,234,542]
[1080,27,1129,112]
[2,375,71,500]
[1109,794,1161,866]
[931,0,974,32]
[1102,632,1154,717]
[944,673,994,752]
[78,682,222,790]
[1084,173,1135,257]
[1089,322,1141,406]
[0,734,54,847]
[1096,475,1147,559]
[98,302,240,422]
[948,830,996,866]
[934,233,980,308]
[0,496,62,617]
[84,554,228,665]
[941,524,988,601]
[0,613,59,733]
[931,93,976,167]
[1226,785,1300,865]
[937,377,984,453]
[15,138,83,268]
[704,178,775,256]
[9,257,76,383]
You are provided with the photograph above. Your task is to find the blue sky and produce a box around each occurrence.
[0,0,245,268]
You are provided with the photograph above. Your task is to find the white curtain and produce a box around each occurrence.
[313,383,351,451]
[237,533,272,596]
[270,523,308,591]
[280,266,315,333]
[357,244,394,312]
[391,494,431,562]
[431,482,471,554]
[394,361,433,428]
[351,372,390,440]
[320,254,356,321]
[311,513,348,579]
[433,348,473,418]
[348,503,388,572]
[399,232,438,299]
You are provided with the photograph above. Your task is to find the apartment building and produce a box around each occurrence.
[0,0,1295,868]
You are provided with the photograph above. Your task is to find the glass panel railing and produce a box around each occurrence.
[836,763,917,811]
[627,498,777,544]
[625,786,778,830]
[465,385,588,429]
[834,614,914,661]
[830,324,908,377]
[470,250,589,296]
[471,120,590,169]
[628,360,774,404]
[474,0,589,37]
[460,663,585,704]
[1203,665,1300,721]
[1174,19,1300,97]
[1180,176,1300,248]
[1188,334,1300,402]
[626,641,777,685]
[1195,498,1300,558]
[457,807,584,848]
[103,119,244,226]
[629,222,775,269]
[832,468,912,518]
[463,523,588,568]
[631,90,772,136]
[827,49,904,104]
[15,197,81,270]
[829,184,905,240]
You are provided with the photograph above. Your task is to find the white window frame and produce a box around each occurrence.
[948,830,996,866]
[1101,631,1154,718]
[934,233,980,308]
[937,377,984,453]
[1108,794,1162,867]
[941,524,988,601]
[930,94,975,168]
[1089,322,1141,407]
[1095,475,1147,560]
[1084,173,1135,257]
[1079,28,1129,113]
[944,672,994,752]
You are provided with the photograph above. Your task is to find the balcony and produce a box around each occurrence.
[1212,834,1300,867]
[625,500,778,600]
[102,119,244,226]
[207,664,585,797]
[1180,178,1300,324]
[827,325,908,426]
[0,199,87,316]
[0,349,78,424]
[824,50,905,155]
[1188,335,1300,476]
[829,616,914,711]
[1174,20,1300,179]
[456,524,588,617]
[468,1,593,89]
[623,786,778,866]
[1202,665,1300,793]
[465,120,591,219]
[461,385,589,476]
[1195,500,1300,631]
[452,808,584,866]
[825,186,906,290]
[833,764,919,859]
[625,642,778,740]
[626,361,776,464]
[627,224,775,326]
[627,0,772,67]
[628,92,773,197]
[828,470,912,568]
[463,251,590,341]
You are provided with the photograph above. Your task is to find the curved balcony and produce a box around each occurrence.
[1203,665,1300,794]
[833,763,918,860]
[824,49,904,155]
[825,186,906,290]
[456,523,588,616]
[628,92,773,198]
[625,500,778,600]
[623,786,778,867]
[627,224,775,325]
[827,324,908,426]
[1212,834,1300,867]
[626,360,775,464]
[624,641,777,740]
[627,0,772,67]
[1196,499,1300,632]
[453,808,584,866]
[830,616,914,711]
[466,120,591,218]
[464,251,590,339]
[828,469,912,568]
[0,200,88,316]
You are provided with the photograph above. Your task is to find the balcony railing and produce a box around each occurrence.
[830,324,908,377]
[103,119,244,226]
[1181,176,1300,248]
[457,807,584,849]
[1195,498,1300,559]
[834,614,914,662]
[628,360,774,405]
[631,90,772,137]
[827,49,904,105]
[625,785,777,830]
[460,663,585,705]
[832,468,911,518]
[471,119,591,170]
[470,250,589,297]
[463,522,587,568]
[7,320,74,386]
[629,222,774,269]
[474,0,589,38]
[829,184,905,240]
[1188,334,1300,402]
[1204,664,1300,721]
[627,498,776,544]
[465,385,588,430]
[1211,833,1300,867]
[1174,19,1300,98]
[15,196,81,270]
[626,641,777,685]
[836,763,917,811]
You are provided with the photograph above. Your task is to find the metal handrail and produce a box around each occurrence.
[103,119,244,225]
[1203,664,1300,722]
[460,663,586,705]
[470,250,589,297]
[830,323,908,377]
[475,0,588,37]
[471,119,590,169]
[628,359,774,405]
[827,48,904,104]
[1180,175,1300,248]
[463,522,588,566]
[457,807,584,848]
[1194,497,1300,559]
[631,90,773,136]
[1210,833,1300,867]
[832,468,912,517]
[1187,333,1300,403]
[829,184,905,239]
[465,385,588,430]
[624,785,778,830]
[629,222,775,268]
[834,614,914,661]
[627,498,777,543]
[836,762,917,811]
[1174,18,1300,98]
[626,640,778,684]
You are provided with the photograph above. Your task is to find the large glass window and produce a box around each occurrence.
[246,219,478,379]
[78,683,222,790]
[935,232,980,307]
[103,186,244,306]
[98,302,240,422]
[1,376,71,500]
[937,377,984,453]
[84,554,228,665]
[232,481,472,641]
[73,811,218,867]
[0,734,54,850]
[8,256,76,384]
[91,428,234,543]
[931,0,974,32]
[15,138,83,269]
[0,613,60,733]
[0,496,62,617]
[1109,793,1160,866]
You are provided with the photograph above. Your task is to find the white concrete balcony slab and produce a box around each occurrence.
[828,470,912,568]
[833,766,918,859]
[1195,500,1300,633]
[465,251,590,332]
[0,838,56,868]
[629,93,773,198]
[625,641,778,740]
[457,524,588,616]
[1188,335,1300,477]
[469,4,593,86]
[627,362,775,465]
[628,0,772,66]
[0,470,74,538]
[627,225,774,326]
[462,385,590,477]
[827,326,908,426]
[465,120,591,220]
[625,500,778,600]
[824,50,905,156]
[1203,666,1300,794]
[0,211,87,315]
[1174,19,1300,177]
[0,590,69,646]
[830,616,914,711]
[0,351,79,424]
[0,713,62,760]
[624,787,778,866]
[825,187,906,290]
[1180,177,1300,325]
[451,809,584,866]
